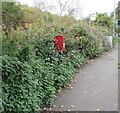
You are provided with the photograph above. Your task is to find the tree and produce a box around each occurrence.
[2,2,25,36]
[95,13,113,29]
[116,1,120,19]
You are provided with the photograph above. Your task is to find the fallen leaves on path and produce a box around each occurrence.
[48,108,52,111]
[97,89,103,93]
[74,80,77,83]
[86,60,90,63]
[71,80,77,83]
[43,108,47,110]
[71,105,75,108]
[38,108,42,111]
[70,86,74,90]
[52,105,56,108]
[96,109,101,111]
[59,105,64,108]
[94,92,98,94]
[84,90,88,93]
[58,89,61,93]
[54,95,57,98]
[94,89,103,94]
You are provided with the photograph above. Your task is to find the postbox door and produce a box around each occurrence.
[55,35,65,51]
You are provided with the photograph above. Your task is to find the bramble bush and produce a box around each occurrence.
[1,22,112,111]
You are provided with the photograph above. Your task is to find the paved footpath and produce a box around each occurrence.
[52,45,118,111]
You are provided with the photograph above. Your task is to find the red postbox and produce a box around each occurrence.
[54,35,65,51]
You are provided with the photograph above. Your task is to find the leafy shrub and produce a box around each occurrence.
[2,56,42,111]
[2,53,85,111]
[66,50,86,68]
[2,38,19,57]
[79,35,101,59]
[16,45,35,62]
[2,22,112,111]
[2,56,56,111]
[34,37,55,60]
[65,37,79,52]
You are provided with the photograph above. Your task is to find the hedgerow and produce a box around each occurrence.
[1,23,112,111]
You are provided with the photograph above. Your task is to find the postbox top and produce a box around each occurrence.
[55,35,65,38]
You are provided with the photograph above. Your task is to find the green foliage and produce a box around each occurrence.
[1,51,85,111]
[2,38,19,56]
[2,20,112,111]
[2,56,40,111]
[66,50,86,68]
[34,37,55,60]
[65,37,79,51]
[1,2,114,111]
[16,45,35,62]
[95,13,113,29]
[2,56,56,111]
[2,2,25,35]
[115,1,120,20]
[77,35,102,59]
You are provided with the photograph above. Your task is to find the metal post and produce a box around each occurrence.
[113,0,116,37]
[89,14,92,33]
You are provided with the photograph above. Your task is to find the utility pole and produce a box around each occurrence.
[113,0,116,37]
[89,14,92,33]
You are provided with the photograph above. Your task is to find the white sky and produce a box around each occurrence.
[18,0,119,19]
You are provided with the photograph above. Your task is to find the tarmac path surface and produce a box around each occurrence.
[51,45,118,111]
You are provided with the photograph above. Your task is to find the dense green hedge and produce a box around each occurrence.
[1,23,111,111]
[2,53,86,111]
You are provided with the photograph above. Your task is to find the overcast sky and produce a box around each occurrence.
[18,0,119,19]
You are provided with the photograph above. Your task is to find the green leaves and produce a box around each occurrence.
[95,13,113,29]
[2,2,25,36]
[2,21,111,111]
[2,49,86,111]
[2,56,42,111]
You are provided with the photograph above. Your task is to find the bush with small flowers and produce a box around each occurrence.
[1,22,111,111]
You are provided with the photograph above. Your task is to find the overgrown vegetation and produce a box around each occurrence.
[1,2,116,111]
